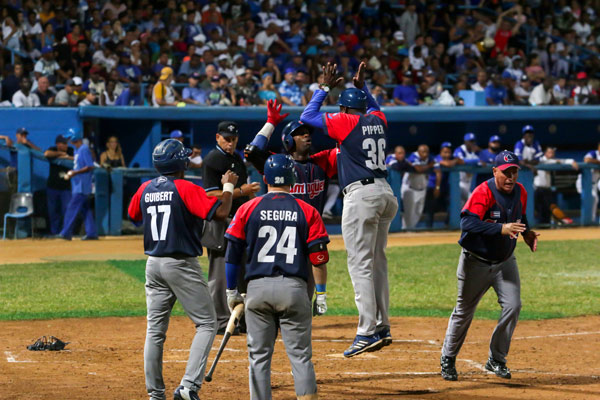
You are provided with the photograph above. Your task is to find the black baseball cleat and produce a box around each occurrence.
[485,358,511,379]
[378,327,392,346]
[440,355,458,381]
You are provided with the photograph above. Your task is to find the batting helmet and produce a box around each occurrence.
[281,121,313,153]
[264,154,296,186]
[66,128,82,141]
[152,139,192,175]
[338,87,367,109]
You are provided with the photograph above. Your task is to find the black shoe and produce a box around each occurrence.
[440,355,458,381]
[378,327,392,346]
[485,358,511,379]
[81,235,99,240]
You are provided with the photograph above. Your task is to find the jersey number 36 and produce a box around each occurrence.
[363,138,386,170]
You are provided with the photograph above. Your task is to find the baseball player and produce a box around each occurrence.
[514,125,543,169]
[453,133,481,203]
[476,135,502,185]
[424,142,462,227]
[401,144,434,229]
[224,154,329,400]
[300,62,398,357]
[440,150,539,381]
[576,142,600,223]
[128,139,238,400]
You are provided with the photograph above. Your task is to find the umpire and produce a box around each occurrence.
[203,121,260,333]
[440,150,539,381]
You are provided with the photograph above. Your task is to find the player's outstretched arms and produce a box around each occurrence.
[214,170,239,220]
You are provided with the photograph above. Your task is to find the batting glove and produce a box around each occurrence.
[226,289,244,312]
[313,293,327,316]
[266,99,289,126]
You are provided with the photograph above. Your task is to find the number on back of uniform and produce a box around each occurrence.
[257,225,298,264]
[147,205,171,241]
[363,138,386,170]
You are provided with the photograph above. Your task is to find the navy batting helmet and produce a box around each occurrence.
[264,154,296,186]
[152,139,192,175]
[281,121,313,153]
[338,87,367,109]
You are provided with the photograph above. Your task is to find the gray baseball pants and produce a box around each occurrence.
[342,178,399,336]
[442,251,522,363]
[145,256,217,400]
[245,276,317,400]
[208,247,247,330]
[401,185,426,229]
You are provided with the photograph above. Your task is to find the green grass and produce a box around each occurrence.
[0,241,599,321]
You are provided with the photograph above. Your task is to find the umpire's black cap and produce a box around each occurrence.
[217,121,239,137]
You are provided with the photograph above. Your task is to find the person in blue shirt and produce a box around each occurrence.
[485,73,508,106]
[393,70,419,106]
[59,129,98,240]
[476,135,502,185]
[514,125,543,170]
[115,83,143,106]
[278,68,305,106]
[116,52,142,83]
[182,72,208,105]
[178,54,205,77]
[425,142,463,227]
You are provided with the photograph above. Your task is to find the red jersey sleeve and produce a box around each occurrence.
[225,197,262,242]
[128,180,151,222]
[310,148,338,178]
[462,182,494,219]
[322,112,360,143]
[296,199,330,247]
[174,179,220,221]
[517,182,527,211]
[369,110,387,127]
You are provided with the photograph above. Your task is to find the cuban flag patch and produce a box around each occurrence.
[491,211,501,219]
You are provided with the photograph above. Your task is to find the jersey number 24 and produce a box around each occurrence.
[363,138,386,170]
[257,225,298,264]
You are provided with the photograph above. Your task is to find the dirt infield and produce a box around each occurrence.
[1,315,599,400]
[2,227,600,264]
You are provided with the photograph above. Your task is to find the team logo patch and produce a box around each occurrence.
[504,153,515,162]
[491,211,501,218]
[157,176,167,183]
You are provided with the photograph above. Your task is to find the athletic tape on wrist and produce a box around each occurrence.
[223,183,234,194]
[258,122,275,139]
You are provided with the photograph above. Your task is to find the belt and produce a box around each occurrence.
[464,250,500,265]
[343,177,375,195]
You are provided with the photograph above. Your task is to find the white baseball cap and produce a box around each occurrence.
[394,30,404,41]
[73,76,83,86]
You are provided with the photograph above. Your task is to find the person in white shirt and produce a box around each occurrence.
[24,12,42,36]
[398,3,420,45]
[92,45,118,72]
[12,77,40,107]
[572,12,592,40]
[409,45,426,70]
[453,133,481,203]
[471,70,489,91]
[572,72,594,105]
[529,77,554,105]
[552,76,569,104]
[402,144,435,229]
[534,147,577,225]
[254,22,289,55]
[576,143,600,223]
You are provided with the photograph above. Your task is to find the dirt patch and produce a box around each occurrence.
[1,315,598,399]
[2,227,599,265]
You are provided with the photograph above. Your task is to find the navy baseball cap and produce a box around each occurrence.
[464,132,476,141]
[522,125,534,134]
[170,130,183,139]
[489,135,501,142]
[217,121,239,137]
[55,134,68,144]
[16,127,28,135]
[494,150,520,171]
[441,141,452,149]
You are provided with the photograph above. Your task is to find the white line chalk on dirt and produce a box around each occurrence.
[467,330,600,344]
[4,351,35,363]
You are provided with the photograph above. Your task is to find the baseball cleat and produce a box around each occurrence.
[173,385,200,400]
[440,355,458,381]
[343,334,383,358]
[485,358,511,379]
[378,327,392,346]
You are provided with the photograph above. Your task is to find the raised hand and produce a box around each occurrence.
[322,62,343,88]
[266,99,289,126]
[353,61,367,89]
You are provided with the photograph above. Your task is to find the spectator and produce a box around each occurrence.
[66,24,85,53]
[514,125,543,169]
[12,76,41,107]
[34,76,55,106]
[454,133,481,202]
[189,143,203,170]
[257,72,280,104]
[1,63,24,102]
[152,67,181,107]
[572,72,594,105]
[553,76,569,105]
[492,6,524,57]
[100,80,118,106]
[254,21,290,61]
[233,68,259,106]
[259,57,281,84]
[398,2,420,45]
[529,77,555,106]
[55,78,80,106]
[99,136,125,168]
[534,147,577,225]
[485,73,508,106]
[116,52,141,83]
[372,84,394,106]
[514,74,532,102]
[92,43,118,72]
[34,46,65,83]
[115,82,142,106]
[423,69,443,101]
[401,144,434,229]
[178,53,204,76]
[470,70,488,91]
[13,127,41,151]
[393,70,419,106]
[278,67,305,106]
[59,130,98,240]
[2,12,21,51]
[44,134,74,235]
[182,72,208,105]
[83,67,106,96]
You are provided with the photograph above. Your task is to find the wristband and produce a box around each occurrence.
[223,183,234,194]
[315,284,326,294]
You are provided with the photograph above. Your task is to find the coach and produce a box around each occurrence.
[203,121,260,333]
[440,150,539,381]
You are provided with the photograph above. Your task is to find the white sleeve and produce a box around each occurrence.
[12,92,23,107]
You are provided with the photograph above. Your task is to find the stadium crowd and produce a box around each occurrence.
[0,0,600,108]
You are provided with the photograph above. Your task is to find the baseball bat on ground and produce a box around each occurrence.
[204,303,244,382]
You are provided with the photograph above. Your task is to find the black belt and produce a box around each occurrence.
[343,177,375,195]
[464,250,501,265]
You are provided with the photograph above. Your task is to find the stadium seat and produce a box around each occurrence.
[3,192,34,240]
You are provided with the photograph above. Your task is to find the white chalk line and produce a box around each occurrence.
[4,351,35,363]
[170,348,242,353]
[467,330,600,344]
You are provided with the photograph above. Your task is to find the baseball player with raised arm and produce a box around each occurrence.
[440,150,539,382]
[224,154,329,400]
[300,62,398,357]
[128,139,238,400]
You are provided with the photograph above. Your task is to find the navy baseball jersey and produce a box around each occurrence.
[290,150,338,214]
[225,192,329,282]
[459,178,528,262]
[321,110,388,189]
[128,176,220,257]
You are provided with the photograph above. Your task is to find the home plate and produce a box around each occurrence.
[326,353,377,359]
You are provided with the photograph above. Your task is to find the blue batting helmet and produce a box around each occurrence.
[65,128,83,141]
[264,154,296,186]
[522,125,534,135]
[338,87,367,109]
[152,139,192,175]
[281,121,313,153]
